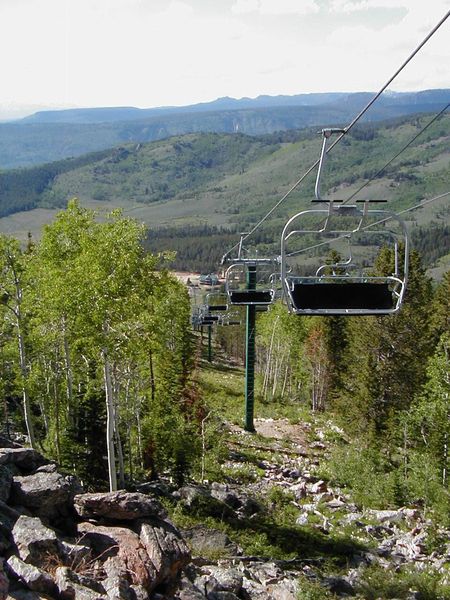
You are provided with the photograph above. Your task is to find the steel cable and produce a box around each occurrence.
[221,9,450,261]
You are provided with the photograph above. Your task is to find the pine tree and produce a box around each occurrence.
[339,249,433,436]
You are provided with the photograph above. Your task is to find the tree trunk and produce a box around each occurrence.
[102,349,117,492]
[149,349,156,403]
[17,319,35,448]
[53,377,61,464]
[62,321,74,427]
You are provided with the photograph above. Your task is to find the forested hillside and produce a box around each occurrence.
[1,111,448,274]
[1,89,449,168]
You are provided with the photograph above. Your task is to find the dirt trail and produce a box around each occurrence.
[253,418,308,446]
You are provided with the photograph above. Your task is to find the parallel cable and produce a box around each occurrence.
[343,103,450,204]
[221,9,450,261]
[285,191,450,258]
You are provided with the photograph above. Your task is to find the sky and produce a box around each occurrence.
[0,0,449,117]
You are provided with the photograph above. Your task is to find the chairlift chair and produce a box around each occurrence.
[223,235,279,305]
[225,260,279,305]
[200,315,220,325]
[205,292,228,313]
[280,128,409,316]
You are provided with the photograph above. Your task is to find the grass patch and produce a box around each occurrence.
[352,564,450,600]
[165,484,366,565]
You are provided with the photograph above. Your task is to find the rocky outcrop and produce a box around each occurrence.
[3,420,450,599]
[0,441,190,600]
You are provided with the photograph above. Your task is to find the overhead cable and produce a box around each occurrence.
[343,103,450,204]
[286,191,450,258]
[221,9,450,261]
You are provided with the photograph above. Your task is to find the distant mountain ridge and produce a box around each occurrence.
[0,89,449,169]
[19,89,450,125]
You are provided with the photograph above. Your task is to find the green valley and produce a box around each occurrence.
[0,112,449,274]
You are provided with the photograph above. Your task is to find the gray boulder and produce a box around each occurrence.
[102,556,137,599]
[182,525,240,557]
[0,500,20,553]
[177,486,233,519]
[138,519,190,590]
[6,556,56,596]
[74,491,165,522]
[11,516,61,567]
[210,483,261,518]
[0,466,13,503]
[10,472,81,528]
[204,566,243,596]
[55,567,107,600]
[0,449,47,474]
[177,576,205,599]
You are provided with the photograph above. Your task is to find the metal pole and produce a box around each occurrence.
[208,324,212,363]
[245,265,256,432]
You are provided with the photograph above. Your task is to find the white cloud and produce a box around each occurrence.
[325,2,450,92]
[259,0,319,14]
[0,0,447,109]
[231,0,259,14]
[231,0,319,16]
[329,0,406,13]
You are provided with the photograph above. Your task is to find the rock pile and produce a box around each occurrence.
[0,437,189,600]
[2,425,450,599]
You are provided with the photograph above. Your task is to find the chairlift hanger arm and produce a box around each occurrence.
[314,129,346,203]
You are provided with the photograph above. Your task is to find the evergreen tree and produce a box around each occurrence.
[406,333,450,488]
[431,270,450,340]
[339,249,433,437]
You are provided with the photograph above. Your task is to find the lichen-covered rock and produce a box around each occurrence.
[11,516,61,567]
[10,472,81,528]
[182,525,239,557]
[55,567,107,600]
[177,575,205,600]
[210,483,261,518]
[102,556,136,599]
[74,491,165,522]
[177,485,233,519]
[138,519,190,589]
[203,565,243,596]
[6,556,56,596]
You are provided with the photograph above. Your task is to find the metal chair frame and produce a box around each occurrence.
[280,203,409,315]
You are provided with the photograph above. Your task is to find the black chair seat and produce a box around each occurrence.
[291,282,394,311]
[207,305,228,312]
[201,315,219,324]
[229,290,273,305]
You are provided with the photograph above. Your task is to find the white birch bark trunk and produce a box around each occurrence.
[17,318,35,448]
[102,349,117,492]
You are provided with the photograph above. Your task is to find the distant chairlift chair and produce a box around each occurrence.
[223,236,279,306]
